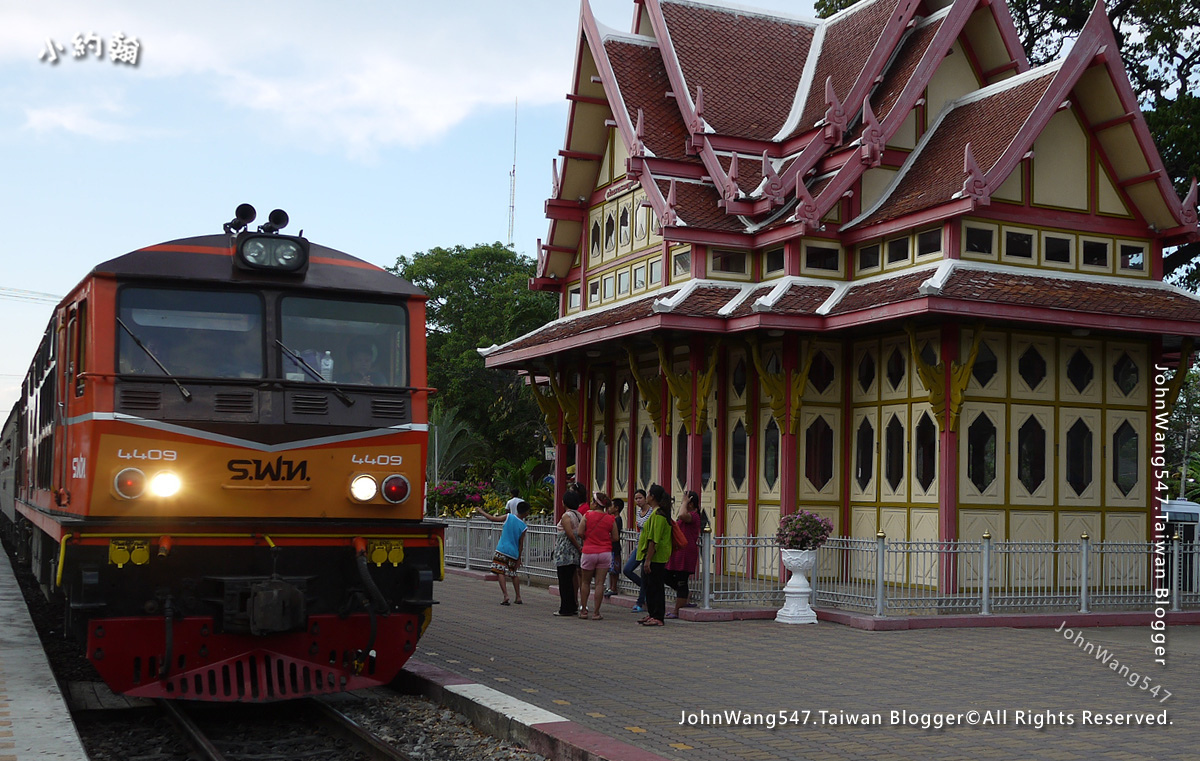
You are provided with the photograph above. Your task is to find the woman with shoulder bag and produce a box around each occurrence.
[665,490,703,619]
[635,484,674,627]
[552,490,584,617]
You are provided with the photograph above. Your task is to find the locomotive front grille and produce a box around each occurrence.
[290,394,329,416]
[214,391,256,415]
[370,398,407,420]
[117,388,163,412]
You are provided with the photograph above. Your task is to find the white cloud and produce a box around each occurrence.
[23,102,131,140]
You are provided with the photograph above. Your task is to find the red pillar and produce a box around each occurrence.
[686,336,705,498]
[779,337,799,516]
[939,325,960,592]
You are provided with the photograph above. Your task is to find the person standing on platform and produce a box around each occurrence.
[665,490,702,619]
[622,489,651,612]
[473,501,530,605]
[578,492,618,619]
[505,488,522,514]
[552,490,584,617]
[605,497,625,598]
[636,484,673,627]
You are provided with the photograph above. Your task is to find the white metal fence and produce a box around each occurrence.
[440,518,1200,617]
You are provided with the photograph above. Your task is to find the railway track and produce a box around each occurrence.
[160,697,417,761]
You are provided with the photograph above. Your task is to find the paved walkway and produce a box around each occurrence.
[0,554,88,760]
[415,572,1198,761]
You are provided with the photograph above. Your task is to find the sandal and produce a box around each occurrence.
[640,618,664,626]
[579,611,589,619]
[514,599,523,604]
[592,613,604,620]
[637,616,652,624]
[500,600,510,606]
[665,612,678,619]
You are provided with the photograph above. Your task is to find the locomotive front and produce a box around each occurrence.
[30,205,441,701]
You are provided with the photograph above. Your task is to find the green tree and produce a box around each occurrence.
[427,401,487,484]
[391,243,556,473]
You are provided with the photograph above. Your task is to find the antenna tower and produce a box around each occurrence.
[508,98,518,247]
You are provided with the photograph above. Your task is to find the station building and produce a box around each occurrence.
[481,0,1200,553]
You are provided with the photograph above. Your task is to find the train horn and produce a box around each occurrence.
[223,203,257,235]
[260,208,289,234]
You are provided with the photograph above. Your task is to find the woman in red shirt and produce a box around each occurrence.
[577,492,618,619]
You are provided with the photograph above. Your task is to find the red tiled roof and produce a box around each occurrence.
[655,179,746,232]
[794,0,901,137]
[606,39,696,163]
[661,0,815,140]
[938,269,1200,322]
[499,295,666,353]
[669,284,745,317]
[772,283,837,313]
[858,72,1055,227]
[828,269,930,315]
[717,153,766,197]
[727,285,777,317]
[846,16,943,142]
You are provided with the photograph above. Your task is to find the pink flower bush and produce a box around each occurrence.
[776,510,834,551]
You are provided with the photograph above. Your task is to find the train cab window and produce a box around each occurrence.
[118,289,264,379]
[280,297,408,388]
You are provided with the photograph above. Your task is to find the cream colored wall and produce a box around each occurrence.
[926,41,978,125]
[1032,110,1089,210]
[1097,164,1130,216]
[861,167,898,211]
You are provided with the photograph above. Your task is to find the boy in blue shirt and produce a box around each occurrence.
[474,501,530,605]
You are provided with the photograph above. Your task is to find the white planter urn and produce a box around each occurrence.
[776,548,818,624]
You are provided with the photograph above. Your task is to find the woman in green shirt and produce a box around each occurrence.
[637,483,674,626]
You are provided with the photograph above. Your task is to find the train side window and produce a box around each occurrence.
[72,300,87,397]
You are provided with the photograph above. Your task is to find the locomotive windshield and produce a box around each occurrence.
[118,288,264,378]
[280,297,408,388]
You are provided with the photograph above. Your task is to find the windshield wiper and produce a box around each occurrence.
[117,318,191,402]
[275,340,354,407]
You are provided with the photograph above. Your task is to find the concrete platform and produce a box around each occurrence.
[0,554,89,760]
[407,571,1200,761]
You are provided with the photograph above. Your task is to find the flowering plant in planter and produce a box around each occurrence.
[776,510,834,551]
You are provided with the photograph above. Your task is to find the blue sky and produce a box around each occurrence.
[0,0,817,412]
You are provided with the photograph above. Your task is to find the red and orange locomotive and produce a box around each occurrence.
[0,205,441,701]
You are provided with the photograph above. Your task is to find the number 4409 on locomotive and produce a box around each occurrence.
[0,204,442,701]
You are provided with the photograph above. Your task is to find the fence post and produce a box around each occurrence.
[1171,532,1181,613]
[464,519,472,571]
[875,531,886,617]
[980,532,991,615]
[701,526,712,610]
[1079,533,1090,614]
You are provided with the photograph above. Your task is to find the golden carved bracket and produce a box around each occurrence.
[748,336,814,434]
[907,322,985,433]
[626,345,665,436]
[1164,338,1196,415]
[530,383,562,445]
[655,337,693,433]
[548,371,581,444]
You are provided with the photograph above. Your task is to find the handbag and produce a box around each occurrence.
[670,519,688,551]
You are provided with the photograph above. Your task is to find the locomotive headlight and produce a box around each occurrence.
[350,474,378,502]
[234,232,309,274]
[381,474,411,504]
[242,238,269,265]
[149,472,181,498]
[114,468,146,499]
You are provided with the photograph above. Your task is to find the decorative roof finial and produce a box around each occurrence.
[633,108,645,157]
[1182,177,1198,227]
[823,77,847,146]
[960,143,990,206]
[762,151,786,205]
[860,98,884,167]
[788,175,821,232]
[551,158,560,199]
[724,152,740,202]
[662,179,678,228]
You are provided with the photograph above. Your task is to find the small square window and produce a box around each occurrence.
[917,229,941,257]
[713,250,748,274]
[602,275,615,300]
[633,264,647,291]
[1119,243,1145,272]
[805,245,840,271]
[568,287,581,311]
[964,226,994,256]
[1043,234,1072,265]
[588,281,601,304]
[765,247,785,274]
[1005,230,1034,259]
[617,270,630,295]
[887,237,910,264]
[1082,239,1110,269]
[673,249,692,277]
[858,244,880,271]
[649,259,663,285]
